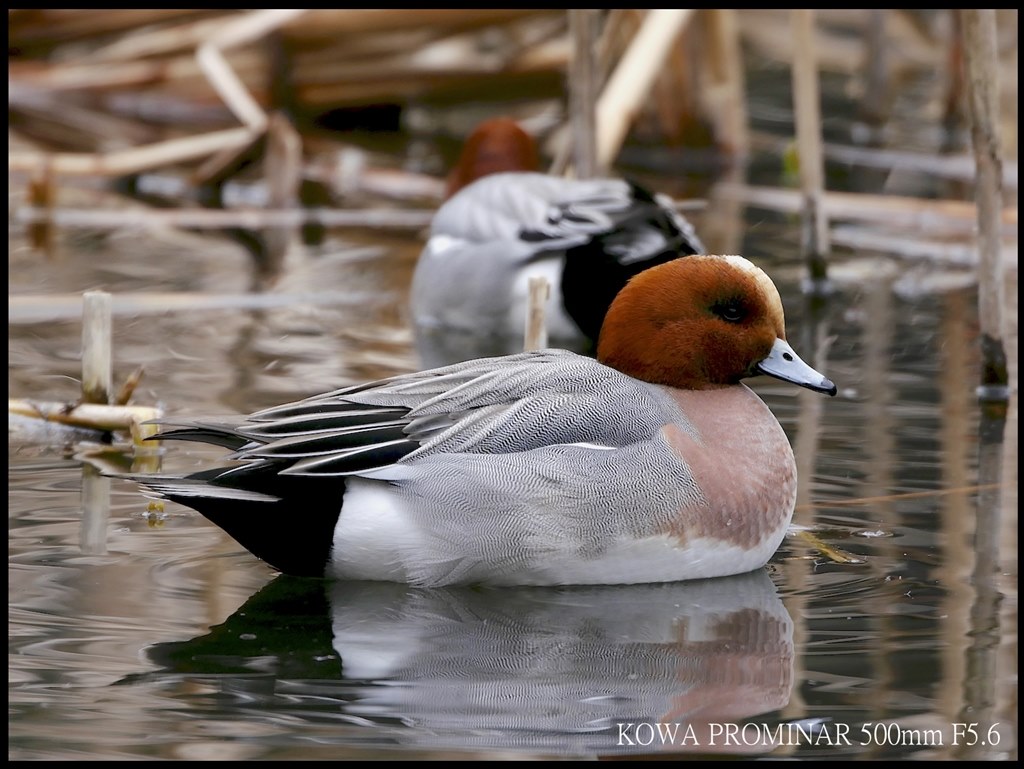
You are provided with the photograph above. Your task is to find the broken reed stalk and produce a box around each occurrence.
[595,9,694,170]
[829,225,989,264]
[569,9,600,178]
[959,9,1010,403]
[81,290,112,405]
[8,9,206,45]
[8,127,257,177]
[27,163,55,256]
[9,289,166,451]
[81,14,235,63]
[795,529,863,565]
[15,206,436,230]
[713,182,1016,227]
[196,9,308,131]
[859,9,890,127]
[524,276,551,351]
[703,9,749,158]
[256,112,304,288]
[196,44,267,131]
[9,399,162,443]
[790,9,831,291]
[10,289,391,324]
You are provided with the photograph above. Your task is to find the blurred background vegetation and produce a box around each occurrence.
[9,9,1016,229]
[8,9,1018,398]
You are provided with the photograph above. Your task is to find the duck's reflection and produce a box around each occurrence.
[136,569,794,755]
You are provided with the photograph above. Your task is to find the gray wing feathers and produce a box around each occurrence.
[344,351,666,457]
[218,351,673,478]
[431,173,632,244]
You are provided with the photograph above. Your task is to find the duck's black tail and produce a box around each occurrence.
[132,456,345,578]
[127,399,422,576]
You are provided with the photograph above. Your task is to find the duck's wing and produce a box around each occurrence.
[435,173,704,259]
[156,349,666,479]
[592,183,705,264]
[430,173,647,254]
[560,182,706,341]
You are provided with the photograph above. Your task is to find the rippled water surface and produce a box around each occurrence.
[9,71,1018,760]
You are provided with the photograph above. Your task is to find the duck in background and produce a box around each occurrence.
[129,254,836,586]
[410,117,706,368]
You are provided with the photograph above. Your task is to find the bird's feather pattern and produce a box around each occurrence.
[210,350,689,478]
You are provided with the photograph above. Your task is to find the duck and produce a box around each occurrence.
[130,254,836,586]
[410,118,706,366]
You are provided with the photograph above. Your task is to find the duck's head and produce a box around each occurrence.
[597,255,837,395]
[446,117,539,198]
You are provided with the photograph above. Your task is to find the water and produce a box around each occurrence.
[9,61,1018,761]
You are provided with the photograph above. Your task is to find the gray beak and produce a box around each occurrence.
[756,338,837,396]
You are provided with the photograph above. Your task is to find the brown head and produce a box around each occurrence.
[597,255,836,395]
[445,117,540,198]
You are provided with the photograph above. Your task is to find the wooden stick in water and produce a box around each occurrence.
[524,276,550,351]
[960,9,1009,403]
[9,399,162,435]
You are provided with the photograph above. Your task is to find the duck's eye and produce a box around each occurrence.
[711,298,746,323]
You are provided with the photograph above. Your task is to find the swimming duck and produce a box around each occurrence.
[131,254,836,586]
[410,119,705,365]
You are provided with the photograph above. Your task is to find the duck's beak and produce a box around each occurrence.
[756,338,837,396]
